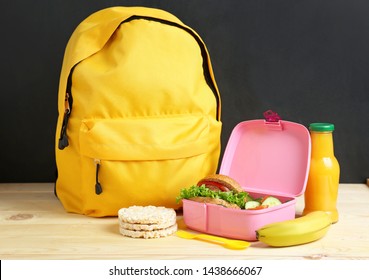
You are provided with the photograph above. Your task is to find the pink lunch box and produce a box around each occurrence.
[182,112,311,241]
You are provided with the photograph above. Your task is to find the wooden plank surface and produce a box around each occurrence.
[0,183,368,260]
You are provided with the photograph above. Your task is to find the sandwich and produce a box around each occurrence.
[177,174,282,210]
[177,174,253,209]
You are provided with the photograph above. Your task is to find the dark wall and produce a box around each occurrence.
[1,0,368,183]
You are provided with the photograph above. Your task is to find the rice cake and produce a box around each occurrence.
[118,205,176,224]
[119,223,178,239]
[119,218,176,231]
[118,205,177,239]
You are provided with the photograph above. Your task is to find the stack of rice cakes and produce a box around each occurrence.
[118,206,178,239]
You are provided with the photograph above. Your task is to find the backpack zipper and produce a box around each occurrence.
[94,159,103,195]
[58,93,72,149]
[58,18,220,151]
[124,16,221,121]
[58,66,74,150]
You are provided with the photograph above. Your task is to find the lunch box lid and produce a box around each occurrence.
[219,111,311,197]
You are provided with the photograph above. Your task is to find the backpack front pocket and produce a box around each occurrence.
[79,115,212,161]
[78,115,221,216]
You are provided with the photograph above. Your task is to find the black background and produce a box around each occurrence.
[1,0,368,183]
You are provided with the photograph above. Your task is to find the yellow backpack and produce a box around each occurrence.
[55,6,222,217]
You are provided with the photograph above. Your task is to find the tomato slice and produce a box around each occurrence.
[260,196,271,204]
[197,180,230,192]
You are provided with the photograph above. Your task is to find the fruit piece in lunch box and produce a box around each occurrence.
[261,196,282,207]
[245,201,261,209]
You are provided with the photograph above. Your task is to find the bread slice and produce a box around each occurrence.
[197,174,244,193]
[189,196,240,209]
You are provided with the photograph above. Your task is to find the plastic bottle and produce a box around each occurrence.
[302,123,340,223]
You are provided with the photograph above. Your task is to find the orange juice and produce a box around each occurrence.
[302,123,340,223]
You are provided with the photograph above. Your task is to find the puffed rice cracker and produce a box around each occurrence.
[119,223,178,239]
[118,205,176,225]
[119,217,176,231]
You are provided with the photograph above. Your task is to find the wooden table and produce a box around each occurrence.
[0,183,368,260]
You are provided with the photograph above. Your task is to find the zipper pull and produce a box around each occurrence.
[58,108,70,149]
[58,92,72,150]
[94,159,103,195]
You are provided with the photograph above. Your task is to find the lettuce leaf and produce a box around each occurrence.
[176,184,253,209]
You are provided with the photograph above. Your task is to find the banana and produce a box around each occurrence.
[256,211,332,247]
